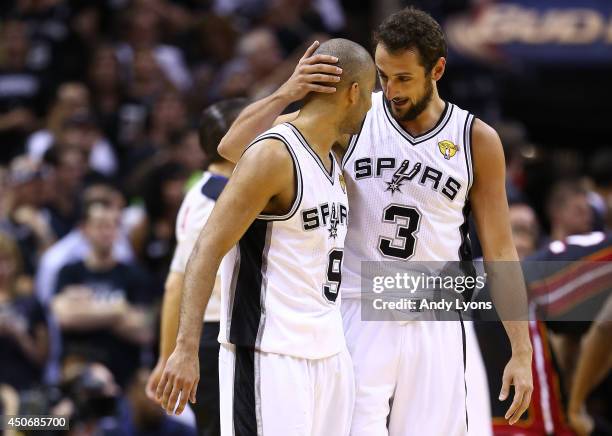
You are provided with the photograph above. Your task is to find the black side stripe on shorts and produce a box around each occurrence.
[459,311,469,432]
[229,220,271,347]
[233,346,257,436]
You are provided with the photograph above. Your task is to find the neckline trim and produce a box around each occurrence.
[285,122,335,184]
[382,94,453,145]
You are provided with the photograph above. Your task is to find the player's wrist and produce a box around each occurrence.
[272,86,297,106]
[175,336,199,354]
[510,345,533,357]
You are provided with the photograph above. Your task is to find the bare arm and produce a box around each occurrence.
[112,304,155,345]
[0,384,20,436]
[51,286,125,330]
[145,271,184,401]
[156,139,295,414]
[568,295,612,435]
[470,119,533,424]
[159,272,184,360]
[218,41,341,163]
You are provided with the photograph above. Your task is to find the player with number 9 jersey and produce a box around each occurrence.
[218,122,350,358]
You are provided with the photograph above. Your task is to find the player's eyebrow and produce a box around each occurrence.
[376,67,412,77]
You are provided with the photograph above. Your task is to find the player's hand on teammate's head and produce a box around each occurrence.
[155,347,199,415]
[499,350,534,425]
[277,40,343,103]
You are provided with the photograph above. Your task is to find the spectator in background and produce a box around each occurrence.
[121,90,188,179]
[26,82,90,162]
[115,48,170,151]
[0,156,55,278]
[36,184,133,386]
[130,162,189,294]
[87,45,124,148]
[0,20,44,163]
[508,202,539,260]
[35,184,133,305]
[168,127,207,176]
[526,230,612,436]
[546,180,593,244]
[214,27,283,100]
[187,13,239,109]
[0,232,49,392]
[263,0,331,55]
[42,146,87,239]
[11,0,72,79]
[59,361,124,435]
[27,82,118,178]
[117,6,192,92]
[57,111,118,178]
[52,201,154,388]
[588,148,612,231]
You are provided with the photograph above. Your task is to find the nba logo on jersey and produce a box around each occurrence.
[438,139,459,160]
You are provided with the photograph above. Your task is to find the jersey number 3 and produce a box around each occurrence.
[323,249,343,303]
[378,204,422,260]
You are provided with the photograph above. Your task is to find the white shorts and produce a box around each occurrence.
[219,343,355,436]
[342,299,492,436]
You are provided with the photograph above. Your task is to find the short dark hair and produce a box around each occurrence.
[313,38,374,91]
[373,7,447,73]
[546,180,587,218]
[199,98,249,164]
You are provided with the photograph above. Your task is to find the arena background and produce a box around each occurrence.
[0,0,610,435]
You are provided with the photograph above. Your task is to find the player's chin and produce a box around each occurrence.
[391,105,409,118]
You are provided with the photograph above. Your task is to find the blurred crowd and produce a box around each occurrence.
[0,0,610,435]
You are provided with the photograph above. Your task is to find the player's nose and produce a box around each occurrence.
[383,83,399,102]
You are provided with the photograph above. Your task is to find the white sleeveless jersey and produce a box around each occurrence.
[219,123,349,359]
[341,91,475,298]
[170,171,228,322]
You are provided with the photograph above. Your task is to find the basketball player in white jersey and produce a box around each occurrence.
[217,7,533,436]
[145,99,247,435]
[156,39,376,436]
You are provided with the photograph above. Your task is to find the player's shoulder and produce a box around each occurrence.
[469,118,504,164]
[471,118,501,147]
[239,135,296,187]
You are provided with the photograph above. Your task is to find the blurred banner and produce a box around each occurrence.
[445,0,612,65]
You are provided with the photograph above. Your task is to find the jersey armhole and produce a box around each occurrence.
[252,133,303,222]
[463,114,476,198]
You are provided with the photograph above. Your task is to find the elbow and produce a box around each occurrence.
[217,136,232,160]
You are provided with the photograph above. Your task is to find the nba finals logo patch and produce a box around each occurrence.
[438,140,458,160]
[339,173,347,194]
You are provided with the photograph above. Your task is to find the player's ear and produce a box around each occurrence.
[348,82,360,105]
[431,57,446,82]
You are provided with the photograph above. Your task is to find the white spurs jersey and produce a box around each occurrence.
[341,91,475,298]
[219,123,349,359]
[170,171,228,321]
